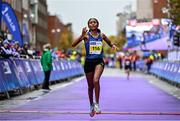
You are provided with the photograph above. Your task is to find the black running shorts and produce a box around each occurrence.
[84,58,105,73]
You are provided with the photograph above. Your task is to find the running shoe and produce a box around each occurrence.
[89,103,95,117]
[94,103,101,114]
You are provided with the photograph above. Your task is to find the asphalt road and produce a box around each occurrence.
[0,68,180,121]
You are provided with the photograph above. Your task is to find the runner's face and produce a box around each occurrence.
[88,19,98,30]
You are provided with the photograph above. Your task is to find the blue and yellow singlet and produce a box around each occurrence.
[84,32,104,59]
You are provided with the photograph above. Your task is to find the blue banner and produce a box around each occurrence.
[29,60,44,84]
[1,2,23,46]
[0,61,7,92]
[0,0,2,24]
[21,60,38,85]
[50,61,59,81]
[0,75,6,93]
[0,58,84,93]
[0,59,21,91]
[23,23,30,43]
[150,62,180,84]
[13,59,31,87]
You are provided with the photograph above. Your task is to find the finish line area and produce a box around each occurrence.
[1,70,180,120]
[1,110,180,115]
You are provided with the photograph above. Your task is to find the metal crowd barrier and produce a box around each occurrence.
[150,61,180,84]
[136,60,147,72]
[0,58,84,95]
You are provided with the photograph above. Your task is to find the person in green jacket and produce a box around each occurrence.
[41,43,52,90]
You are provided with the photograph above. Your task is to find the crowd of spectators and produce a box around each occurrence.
[0,36,40,59]
[0,33,80,62]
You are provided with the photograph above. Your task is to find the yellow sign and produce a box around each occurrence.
[89,41,102,54]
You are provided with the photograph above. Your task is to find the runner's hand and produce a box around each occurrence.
[81,27,88,37]
[112,44,118,51]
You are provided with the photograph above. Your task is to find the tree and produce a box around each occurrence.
[103,34,126,54]
[103,35,116,54]
[115,31,126,50]
[59,30,73,52]
[169,0,180,25]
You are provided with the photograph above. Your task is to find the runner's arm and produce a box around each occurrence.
[102,33,117,50]
[72,27,88,47]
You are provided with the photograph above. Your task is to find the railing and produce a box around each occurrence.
[150,61,180,84]
[0,57,84,97]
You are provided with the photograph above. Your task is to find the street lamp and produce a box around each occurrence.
[51,29,56,33]
[154,0,158,4]
[51,28,61,48]
[23,14,28,19]
[51,28,61,33]
[56,28,61,33]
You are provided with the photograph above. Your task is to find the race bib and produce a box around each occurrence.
[125,61,130,65]
[89,41,102,54]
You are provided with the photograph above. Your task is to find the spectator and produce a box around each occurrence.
[0,37,3,46]
[41,43,53,91]
[11,41,21,58]
[21,42,33,58]
[117,55,123,69]
[51,48,59,60]
[0,39,13,58]
[132,51,139,71]
[146,55,154,74]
